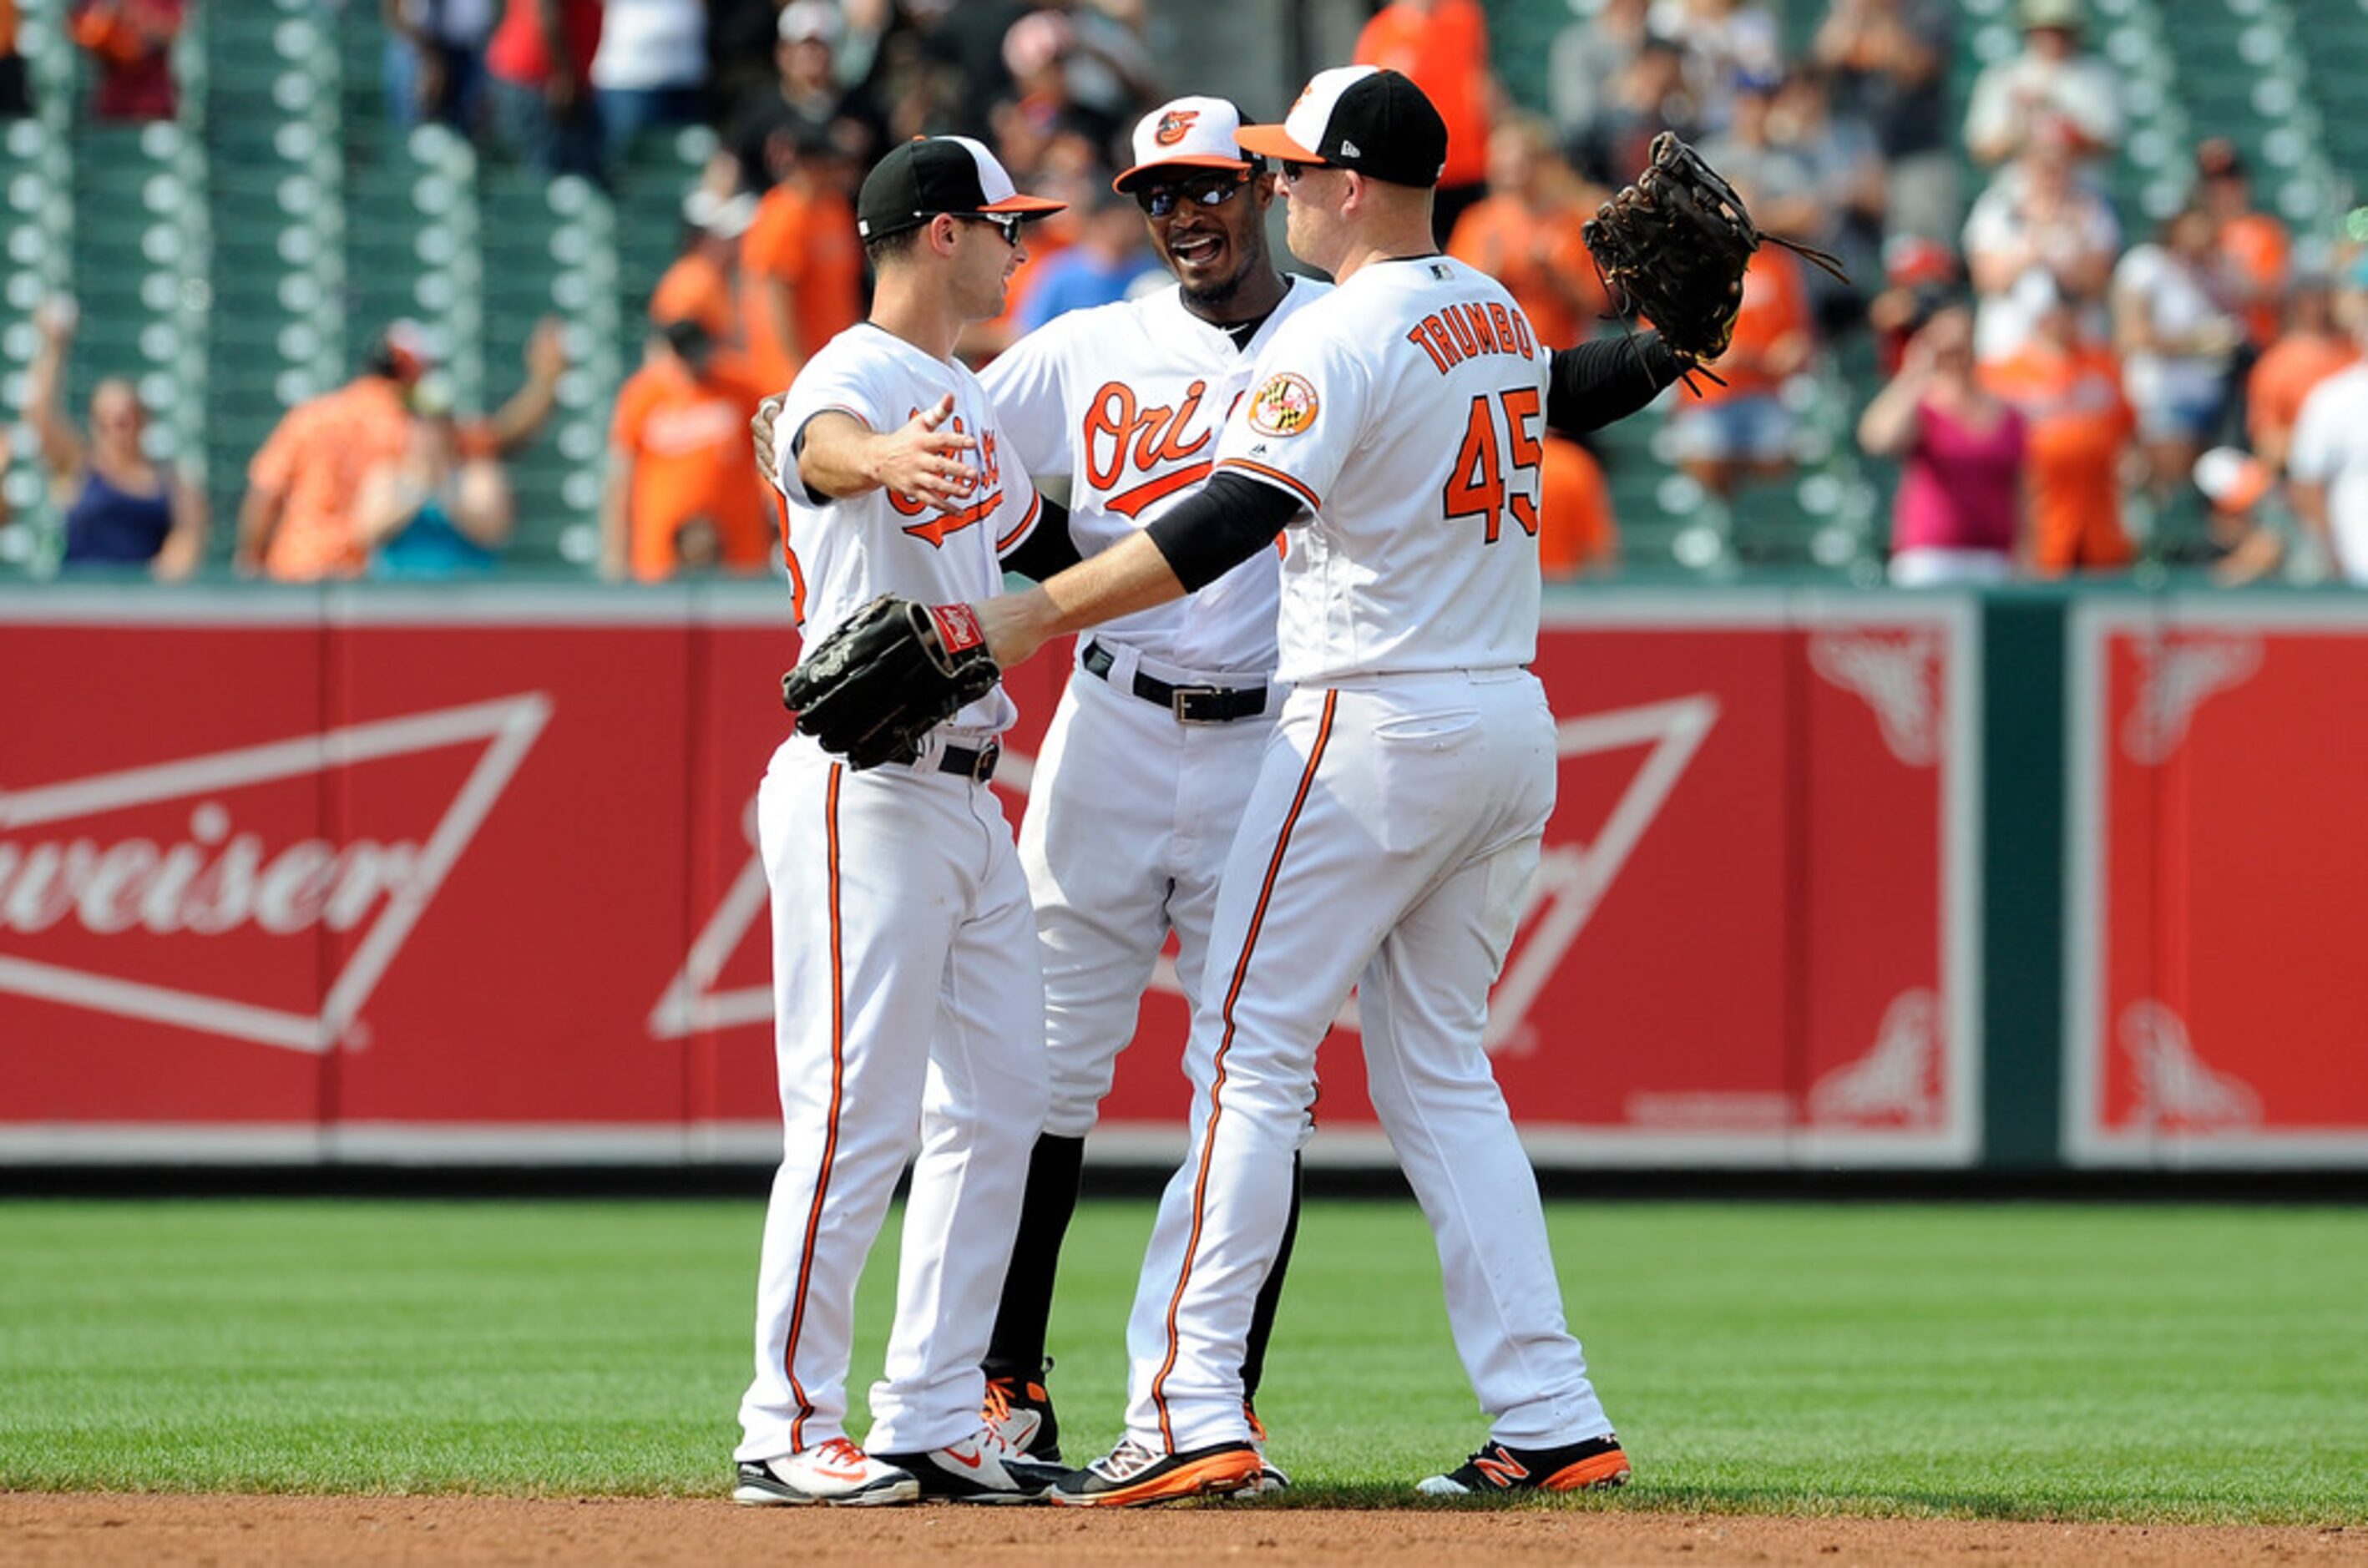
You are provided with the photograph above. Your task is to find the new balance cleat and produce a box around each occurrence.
[873,1425,1069,1505]
[1416,1434,1631,1496]
[982,1361,1061,1462]
[1050,1438,1264,1507]
[731,1439,920,1506]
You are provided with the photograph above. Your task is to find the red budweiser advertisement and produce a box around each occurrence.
[2065,597,2368,1167]
[0,588,1978,1167]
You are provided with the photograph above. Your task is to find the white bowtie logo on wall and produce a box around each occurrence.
[0,695,552,1053]
[650,700,1718,1053]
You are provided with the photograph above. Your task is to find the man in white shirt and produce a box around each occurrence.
[1962,0,2120,168]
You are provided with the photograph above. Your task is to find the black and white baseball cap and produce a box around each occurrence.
[1236,66,1448,189]
[1112,96,1257,194]
[854,135,1066,241]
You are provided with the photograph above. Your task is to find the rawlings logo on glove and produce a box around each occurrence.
[780,594,1002,770]
[1582,133,1849,391]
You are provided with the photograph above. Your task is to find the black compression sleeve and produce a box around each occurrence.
[1546,333,1684,434]
[999,493,1083,581]
[1145,472,1303,593]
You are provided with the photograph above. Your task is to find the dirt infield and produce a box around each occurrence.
[3,1495,2360,1567]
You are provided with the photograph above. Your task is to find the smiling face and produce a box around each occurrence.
[1141,168,1271,310]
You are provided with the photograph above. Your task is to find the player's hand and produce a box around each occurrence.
[752,392,787,486]
[869,394,980,514]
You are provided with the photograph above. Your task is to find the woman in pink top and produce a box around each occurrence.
[1859,303,2028,584]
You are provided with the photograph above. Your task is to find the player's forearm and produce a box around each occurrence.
[978,532,1185,668]
[796,415,894,498]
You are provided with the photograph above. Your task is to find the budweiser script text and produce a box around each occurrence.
[0,802,421,937]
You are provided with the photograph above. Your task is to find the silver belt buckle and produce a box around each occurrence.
[1170,685,1223,724]
[969,742,1001,781]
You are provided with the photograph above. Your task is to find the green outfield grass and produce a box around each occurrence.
[1,1198,2362,1523]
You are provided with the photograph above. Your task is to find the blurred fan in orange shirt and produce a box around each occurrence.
[1665,247,1814,500]
[2195,139,2290,349]
[2247,275,2359,473]
[1981,273,2134,573]
[1538,433,1617,579]
[602,320,773,582]
[1446,115,1609,351]
[1354,0,1495,240]
[740,129,865,393]
[652,186,756,346]
[237,326,423,580]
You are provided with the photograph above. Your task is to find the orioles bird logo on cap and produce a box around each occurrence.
[1154,109,1198,145]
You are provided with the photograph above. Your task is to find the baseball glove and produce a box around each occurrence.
[1582,132,1849,385]
[780,595,1000,770]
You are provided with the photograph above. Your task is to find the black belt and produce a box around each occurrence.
[934,742,1000,782]
[1081,640,1267,724]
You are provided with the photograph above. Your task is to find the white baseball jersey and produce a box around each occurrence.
[979,279,1328,675]
[1214,255,1547,685]
[772,321,1047,735]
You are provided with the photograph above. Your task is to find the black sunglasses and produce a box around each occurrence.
[1135,174,1251,219]
[954,212,1024,245]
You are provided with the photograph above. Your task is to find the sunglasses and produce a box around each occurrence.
[1136,175,1250,218]
[1280,160,1318,185]
[955,212,1025,245]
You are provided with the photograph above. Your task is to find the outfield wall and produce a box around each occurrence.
[1,584,2360,1171]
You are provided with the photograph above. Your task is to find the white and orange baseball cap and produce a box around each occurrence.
[855,135,1065,241]
[1236,65,1448,189]
[1113,96,1257,194]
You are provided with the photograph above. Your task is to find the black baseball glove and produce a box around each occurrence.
[1582,132,1848,383]
[780,594,1000,770]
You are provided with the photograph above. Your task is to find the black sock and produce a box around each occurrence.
[984,1132,1086,1379]
[1241,1150,1303,1404]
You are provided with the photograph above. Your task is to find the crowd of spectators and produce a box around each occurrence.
[6,0,2367,589]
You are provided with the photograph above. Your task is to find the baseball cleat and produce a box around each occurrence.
[1050,1438,1264,1507]
[982,1361,1061,1461]
[731,1439,920,1506]
[873,1425,1069,1504]
[1244,1402,1289,1494]
[1415,1434,1631,1497]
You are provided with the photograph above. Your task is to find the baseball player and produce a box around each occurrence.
[731,135,1078,1507]
[970,98,1329,1486]
[967,67,1692,1504]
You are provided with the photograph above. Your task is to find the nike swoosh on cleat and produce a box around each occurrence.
[944,1446,986,1470]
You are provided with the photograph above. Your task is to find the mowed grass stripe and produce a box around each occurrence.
[0,1200,2360,1521]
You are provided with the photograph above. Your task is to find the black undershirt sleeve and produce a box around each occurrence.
[1145,472,1303,594]
[1546,332,1685,434]
[999,493,1083,582]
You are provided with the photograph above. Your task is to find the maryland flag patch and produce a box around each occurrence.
[1247,372,1318,437]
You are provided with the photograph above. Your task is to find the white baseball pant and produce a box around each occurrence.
[736,731,1050,1462]
[1019,644,1281,1138]
[1120,670,1615,1453]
